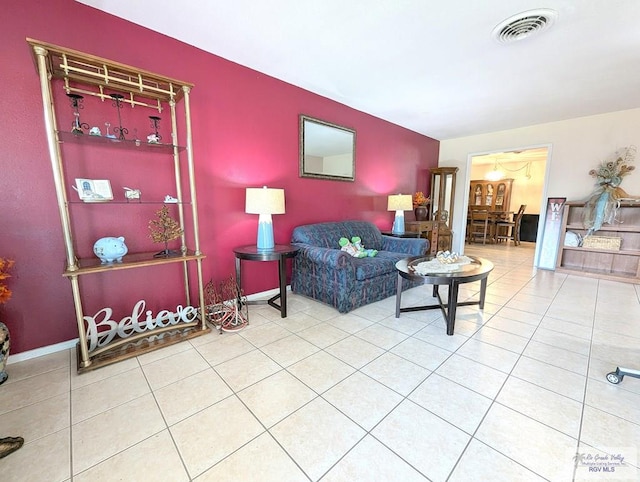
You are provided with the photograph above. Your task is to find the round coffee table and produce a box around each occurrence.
[395,255,494,335]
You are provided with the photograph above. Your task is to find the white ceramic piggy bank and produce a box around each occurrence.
[93,236,128,263]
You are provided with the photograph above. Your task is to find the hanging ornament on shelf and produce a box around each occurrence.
[109,93,128,140]
[67,93,89,134]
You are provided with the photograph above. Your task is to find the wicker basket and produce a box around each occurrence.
[582,236,621,250]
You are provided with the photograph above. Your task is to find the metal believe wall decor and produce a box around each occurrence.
[83,299,199,352]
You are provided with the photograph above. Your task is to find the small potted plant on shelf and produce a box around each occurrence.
[149,206,184,257]
[413,192,430,221]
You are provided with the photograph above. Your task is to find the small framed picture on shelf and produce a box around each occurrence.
[74,178,113,202]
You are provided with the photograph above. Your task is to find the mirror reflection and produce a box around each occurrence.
[299,115,356,181]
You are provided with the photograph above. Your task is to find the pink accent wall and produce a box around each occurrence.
[1,0,439,354]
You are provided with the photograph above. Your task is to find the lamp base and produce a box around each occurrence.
[256,215,275,250]
[392,211,405,235]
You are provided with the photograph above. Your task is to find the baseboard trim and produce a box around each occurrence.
[7,286,290,364]
[7,338,78,365]
[245,287,282,301]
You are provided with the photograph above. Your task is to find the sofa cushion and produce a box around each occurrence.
[351,256,391,281]
[351,250,407,280]
[292,221,384,251]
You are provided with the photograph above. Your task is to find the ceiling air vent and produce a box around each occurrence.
[492,9,557,44]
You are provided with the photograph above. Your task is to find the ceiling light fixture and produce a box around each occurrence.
[492,9,558,44]
[485,160,532,181]
[485,159,504,181]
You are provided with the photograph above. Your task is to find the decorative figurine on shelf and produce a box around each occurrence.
[109,93,128,140]
[474,184,482,205]
[67,93,89,135]
[148,116,162,144]
[485,184,494,206]
[104,122,116,139]
[93,236,128,264]
[149,205,183,258]
[123,187,141,202]
[164,195,178,203]
[89,126,101,136]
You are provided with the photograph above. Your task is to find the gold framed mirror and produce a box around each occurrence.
[299,115,356,181]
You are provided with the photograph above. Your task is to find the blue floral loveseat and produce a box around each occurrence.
[291,220,429,313]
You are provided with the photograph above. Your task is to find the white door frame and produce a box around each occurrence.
[461,143,553,267]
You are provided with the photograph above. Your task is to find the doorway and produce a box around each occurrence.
[464,146,550,266]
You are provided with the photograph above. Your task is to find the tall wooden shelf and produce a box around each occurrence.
[430,167,458,253]
[28,39,210,372]
[556,201,640,283]
[405,168,458,254]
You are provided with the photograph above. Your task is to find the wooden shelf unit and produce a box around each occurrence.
[28,39,210,372]
[556,201,640,283]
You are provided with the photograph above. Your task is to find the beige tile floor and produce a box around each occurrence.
[1,242,639,481]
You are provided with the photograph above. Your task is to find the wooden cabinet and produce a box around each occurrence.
[405,220,452,255]
[556,201,640,283]
[469,179,514,211]
[412,167,457,254]
[28,39,210,372]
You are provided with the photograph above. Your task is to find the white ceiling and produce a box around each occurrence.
[77,1,640,140]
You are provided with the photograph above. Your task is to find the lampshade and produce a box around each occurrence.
[387,194,412,211]
[387,194,412,235]
[245,186,285,251]
[245,187,285,215]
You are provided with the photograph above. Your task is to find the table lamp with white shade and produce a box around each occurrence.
[245,186,285,250]
[387,194,413,235]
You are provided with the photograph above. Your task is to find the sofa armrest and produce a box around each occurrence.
[381,236,428,255]
[292,244,354,271]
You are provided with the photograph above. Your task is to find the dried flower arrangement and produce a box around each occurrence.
[413,191,430,207]
[0,258,14,305]
[588,146,636,197]
[584,146,637,235]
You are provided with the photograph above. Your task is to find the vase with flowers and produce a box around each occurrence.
[413,192,430,221]
[0,258,14,385]
[583,146,636,236]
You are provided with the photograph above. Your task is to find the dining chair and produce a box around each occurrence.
[496,204,526,245]
[468,208,490,244]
